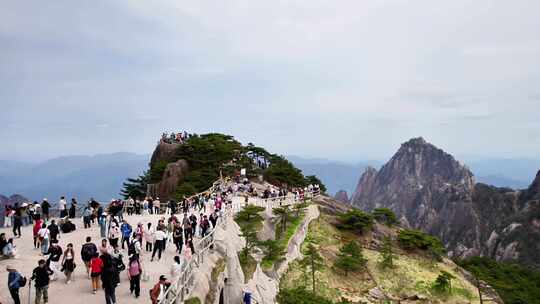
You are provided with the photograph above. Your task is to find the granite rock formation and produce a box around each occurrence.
[334,190,349,203]
[351,137,540,267]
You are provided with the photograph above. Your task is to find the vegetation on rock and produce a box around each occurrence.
[333,241,366,276]
[336,208,374,233]
[459,256,540,304]
[120,171,149,199]
[372,208,397,226]
[397,228,445,259]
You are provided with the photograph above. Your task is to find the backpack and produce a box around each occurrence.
[128,240,137,256]
[128,260,141,277]
[81,244,96,260]
[114,257,126,272]
[19,276,27,287]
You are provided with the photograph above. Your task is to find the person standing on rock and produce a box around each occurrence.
[145,223,154,252]
[150,275,171,304]
[108,221,121,249]
[153,198,161,215]
[31,259,53,304]
[69,198,77,219]
[41,199,50,222]
[47,220,60,243]
[58,196,67,218]
[89,252,103,294]
[38,223,50,255]
[173,222,183,253]
[120,220,132,250]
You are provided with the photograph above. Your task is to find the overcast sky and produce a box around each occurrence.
[1,0,539,162]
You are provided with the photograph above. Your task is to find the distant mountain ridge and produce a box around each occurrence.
[351,137,540,267]
[0,153,149,202]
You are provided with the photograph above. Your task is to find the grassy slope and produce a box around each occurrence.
[281,213,480,303]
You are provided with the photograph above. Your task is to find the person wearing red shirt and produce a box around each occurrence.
[89,253,103,294]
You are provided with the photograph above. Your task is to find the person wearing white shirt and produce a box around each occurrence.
[38,224,50,255]
[59,196,67,218]
[151,228,166,261]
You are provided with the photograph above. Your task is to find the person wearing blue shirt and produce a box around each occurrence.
[7,265,24,304]
[120,220,132,250]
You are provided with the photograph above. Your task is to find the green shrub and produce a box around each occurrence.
[277,287,334,304]
[336,209,374,233]
[397,229,445,258]
[334,241,366,276]
[372,208,397,225]
[431,270,455,294]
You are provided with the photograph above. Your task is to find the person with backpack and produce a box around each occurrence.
[100,253,120,304]
[89,252,103,294]
[108,221,120,249]
[81,237,97,277]
[7,264,26,304]
[127,255,143,298]
[31,259,53,304]
[128,232,141,258]
[38,223,50,255]
[47,220,60,242]
[120,220,132,250]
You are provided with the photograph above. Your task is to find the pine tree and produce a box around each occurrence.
[379,236,395,270]
[273,205,291,235]
[300,243,325,293]
[239,222,258,258]
[334,241,366,276]
[120,171,149,199]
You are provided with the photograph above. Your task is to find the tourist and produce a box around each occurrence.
[0,233,7,256]
[59,196,67,218]
[108,221,120,249]
[41,199,50,222]
[101,253,120,304]
[200,215,210,237]
[69,198,77,218]
[126,197,135,216]
[151,227,166,262]
[81,236,98,277]
[127,255,142,298]
[61,243,76,284]
[134,222,144,243]
[3,238,17,258]
[12,209,22,238]
[120,220,132,249]
[173,222,183,253]
[47,220,60,242]
[7,264,25,304]
[143,199,149,215]
[46,239,63,281]
[60,218,76,233]
[89,252,103,294]
[150,275,171,304]
[170,255,182,280]
[145,223,154,252]
[98,212,107,238]
[3,205,12,228]
[186,237,195,255]
[153,197,161,214]
[82,204,93,228]
[33,217,44,249]
[128,232,141,258]
[31,259,53,304]
[38,223,50,255]
[100,239,111,255]
[189,213,198,237]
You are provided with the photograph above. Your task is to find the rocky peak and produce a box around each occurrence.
[522,170,540,202]
[334,190,349,203]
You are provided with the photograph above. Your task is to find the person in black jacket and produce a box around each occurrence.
[46,240,63,281]
[100,253,120,304]
[47,220,60,242]
[41,199,50,222]
[31,259,53,304]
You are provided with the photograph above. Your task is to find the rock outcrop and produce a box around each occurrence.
[334,190,349,203]
[147,142,189,201]
[351,137,540,267]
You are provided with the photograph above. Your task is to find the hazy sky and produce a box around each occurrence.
[1,0,539,162]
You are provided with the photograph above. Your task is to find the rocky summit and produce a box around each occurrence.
[334,190,349,203]
[351,137,540,267]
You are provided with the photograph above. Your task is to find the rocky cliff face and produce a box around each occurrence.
[146,142,189,201]
[334,190,349,203]
[351,137,540,267]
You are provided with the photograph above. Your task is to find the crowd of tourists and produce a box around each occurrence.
[159,131,191,144]
[2,179,320,304]
[2,182,236,304]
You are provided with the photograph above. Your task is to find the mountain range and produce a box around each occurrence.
[0,152,149,202]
